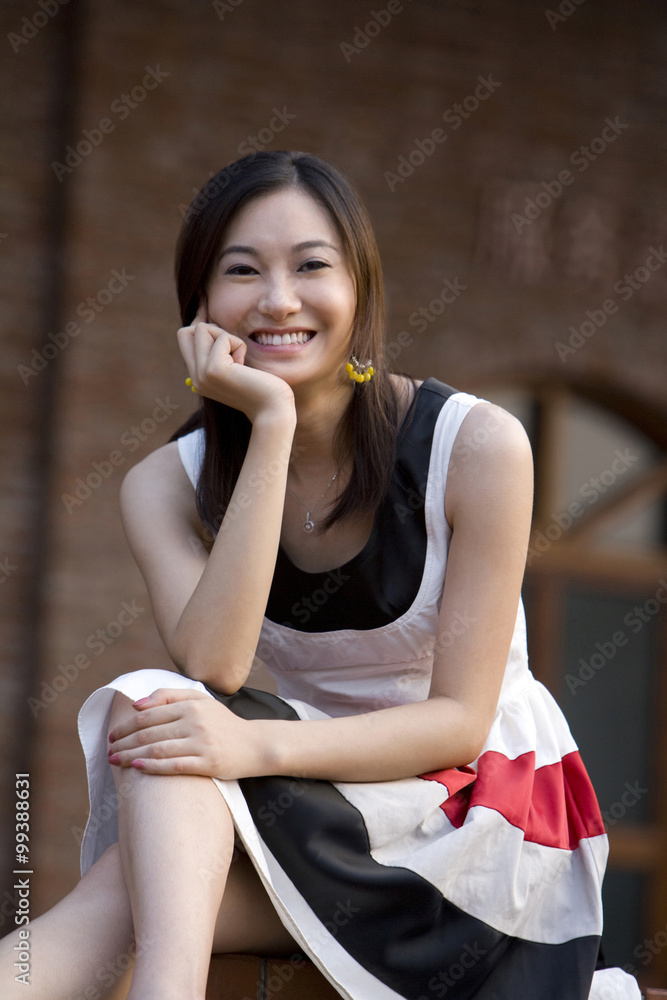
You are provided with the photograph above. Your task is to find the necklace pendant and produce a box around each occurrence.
[303,517,315,533]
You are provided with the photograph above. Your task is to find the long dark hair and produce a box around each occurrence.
[170,150,402,538]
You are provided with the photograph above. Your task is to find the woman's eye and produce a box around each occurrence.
[299,260,329,272]
[226,264,257,276]
[225,260,330,276]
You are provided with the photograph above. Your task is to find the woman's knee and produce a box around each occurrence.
[108,690,136,739]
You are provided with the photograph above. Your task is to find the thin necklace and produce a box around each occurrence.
[287,472,339,533]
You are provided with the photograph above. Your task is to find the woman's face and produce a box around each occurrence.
[205,185,357,390]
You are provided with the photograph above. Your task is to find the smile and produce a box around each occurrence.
[251,331,315,346]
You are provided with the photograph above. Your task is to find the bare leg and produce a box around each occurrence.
[0,843,134,1000]
[0,840,295,1000]
[0,692,296,1000]
[108,692,296,1000]
[108,692,236,1000]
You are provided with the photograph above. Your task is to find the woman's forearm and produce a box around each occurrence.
[170,406,297,692]
[256,694,489,783]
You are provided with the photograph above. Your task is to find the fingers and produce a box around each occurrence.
[108,733,196,771]
[131,688,209,710]
[107,712,211,773]
[192,298,208,325]
[107,690,220,774]
[108,719,220,777]
[229,339,246,366]
[176,299,212,387]
[192,318,217,378]
[126,755,206,776]
[108,689,206,743]
[176,324,197,376]
[108,712,181,752]
[178,310,248,399]
[105,690,236,778]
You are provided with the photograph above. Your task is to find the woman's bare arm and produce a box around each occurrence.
[120,306,298,694]
[121,405,295,694]
[260,401,534,780]
[111,402,534,782]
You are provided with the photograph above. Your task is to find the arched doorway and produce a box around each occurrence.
[476,376,667,985]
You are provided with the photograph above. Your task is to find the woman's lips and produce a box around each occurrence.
[251,331,315,346]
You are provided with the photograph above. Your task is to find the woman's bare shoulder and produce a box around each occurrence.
[445,400,533,526]
[122,440,185,490]
[119,440,213,602]
[120,440,201,528]
[456,400,532,459]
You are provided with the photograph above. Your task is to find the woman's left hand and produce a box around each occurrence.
[107,689,265,779]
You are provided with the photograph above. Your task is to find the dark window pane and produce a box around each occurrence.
[601,870,646,974]
[556,586,660,824]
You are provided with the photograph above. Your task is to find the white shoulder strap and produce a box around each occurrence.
[176,428,205,489]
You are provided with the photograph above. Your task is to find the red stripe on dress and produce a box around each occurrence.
[419,750,606,850]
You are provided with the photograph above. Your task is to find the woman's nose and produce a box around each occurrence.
[257,277,302,318]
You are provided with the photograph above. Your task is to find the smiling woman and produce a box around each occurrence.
[0,151,642,1000]
[205,189,357,388]
[174,153,399,549]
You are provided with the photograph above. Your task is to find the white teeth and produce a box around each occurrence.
[252,331,314,346]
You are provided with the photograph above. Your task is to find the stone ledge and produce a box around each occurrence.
[206,953,341,1000]
[206,961,667,1000]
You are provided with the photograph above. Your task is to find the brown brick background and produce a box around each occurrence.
[1,0,666,983]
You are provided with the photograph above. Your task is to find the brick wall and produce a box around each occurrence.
[1,0,665,941]
[0,0,81,927]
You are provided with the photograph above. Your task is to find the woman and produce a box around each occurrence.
[1,151,640,1000]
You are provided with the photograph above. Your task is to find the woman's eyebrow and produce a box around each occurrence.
[219,239,340,259]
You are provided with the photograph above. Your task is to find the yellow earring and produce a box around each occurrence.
[345,356,374,383]
[185,377,199,393]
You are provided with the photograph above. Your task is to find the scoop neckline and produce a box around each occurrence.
[277,379,426,577]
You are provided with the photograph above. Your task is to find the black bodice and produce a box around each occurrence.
[265,378,457,632]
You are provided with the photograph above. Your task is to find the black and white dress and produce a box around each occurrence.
[77,379,640,1000]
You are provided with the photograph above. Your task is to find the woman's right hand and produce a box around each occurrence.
[177,303,295,423]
